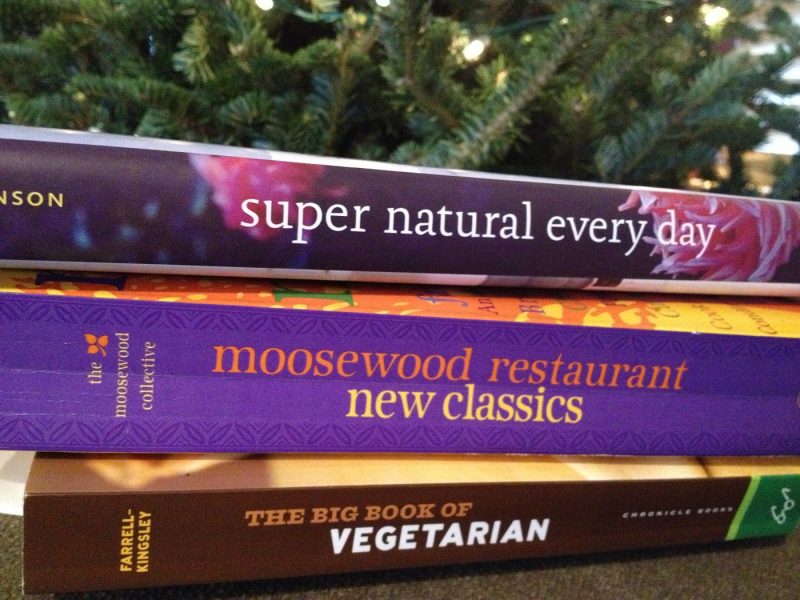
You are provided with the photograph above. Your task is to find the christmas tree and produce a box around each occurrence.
[1,0,798,199]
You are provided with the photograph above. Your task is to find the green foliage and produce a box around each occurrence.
[772,154,800,201]
[0,0,798,199]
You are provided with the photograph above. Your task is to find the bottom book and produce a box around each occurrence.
[23,453,800,593]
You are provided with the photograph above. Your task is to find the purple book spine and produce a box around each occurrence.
[1,292,798,455]
[1,125,800,296]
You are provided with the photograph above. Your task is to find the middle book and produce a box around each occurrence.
[0,269,798,456]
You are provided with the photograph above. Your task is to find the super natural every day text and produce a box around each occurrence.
[238,199,716,258]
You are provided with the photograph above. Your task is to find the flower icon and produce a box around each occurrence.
[85,334,109,356]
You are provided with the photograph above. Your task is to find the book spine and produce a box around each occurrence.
[1,292,799,455]
[23,473,800,593]
[1,125,799,295]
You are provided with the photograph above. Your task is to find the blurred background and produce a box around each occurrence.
[1,0,798,199]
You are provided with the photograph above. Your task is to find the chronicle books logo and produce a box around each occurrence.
[771,488,796,526]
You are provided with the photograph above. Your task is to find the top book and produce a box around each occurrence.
[1,125,799,296]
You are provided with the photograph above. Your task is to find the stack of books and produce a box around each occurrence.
[1,125,799,594]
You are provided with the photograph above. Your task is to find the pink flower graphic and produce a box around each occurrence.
[191,155,347,241]
[620,189,800,281]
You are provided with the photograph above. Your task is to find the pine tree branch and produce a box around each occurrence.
[393,1,460,130]
[597,50,755,182]
[401,70,460,131]
[438,1,611,169]
[322,21,379,155]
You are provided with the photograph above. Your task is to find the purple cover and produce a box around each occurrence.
[1,292,798,455]
[1,125,800,296]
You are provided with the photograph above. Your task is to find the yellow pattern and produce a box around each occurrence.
[1,269,798,338]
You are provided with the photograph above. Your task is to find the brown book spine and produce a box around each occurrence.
[24,475,795,593]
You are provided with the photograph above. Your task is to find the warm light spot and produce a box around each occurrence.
[496,69,509,89]
[701,5,729,27]
[463,38,487,62]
